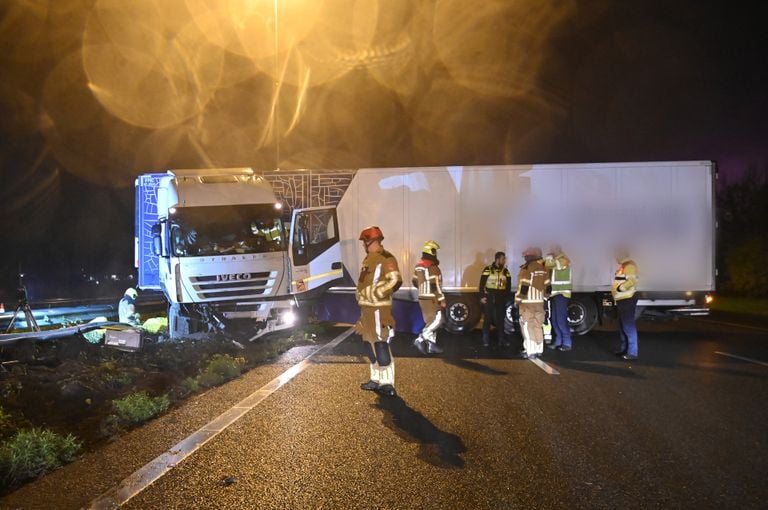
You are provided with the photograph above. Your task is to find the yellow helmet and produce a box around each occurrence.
[422,240,440,255]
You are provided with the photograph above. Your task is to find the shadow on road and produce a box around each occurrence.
[554,360,646,379]
[373,395,467,469]
[442,356,508,376]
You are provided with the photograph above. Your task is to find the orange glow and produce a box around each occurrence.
[2,0,576,186]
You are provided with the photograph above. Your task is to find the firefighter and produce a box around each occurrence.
[515,247,550,359]
[118,288,141,326]
[413,240,446,355]
[356,226,403,397]
[544,245,573,351]
[479,252,513,347]
[612,249,639,360]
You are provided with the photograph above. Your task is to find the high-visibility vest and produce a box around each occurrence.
[482,265,511,292]
[545,254,572,298]
[612,259,638,301]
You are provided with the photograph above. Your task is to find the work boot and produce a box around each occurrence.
[425,342,444,354]
[360,380,379,391]
[377,384,396,397]
[557,345,571,352]
[546,343,559,350]
[518,350,529,359]
[413,336,429,355]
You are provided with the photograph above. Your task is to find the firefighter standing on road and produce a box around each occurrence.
[479,252,513,347]
[413,240,446,355]
[516,247,550,359]
[544,245,573,351]
[612,249,640,360]
[356,226,403,397]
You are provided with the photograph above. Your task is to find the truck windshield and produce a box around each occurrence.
[169,204,284,257]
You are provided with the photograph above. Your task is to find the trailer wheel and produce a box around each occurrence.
[444,295,481,334]
[504,300,517,333]
[567,295,597,335]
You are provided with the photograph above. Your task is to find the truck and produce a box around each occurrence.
[136,161,716,339]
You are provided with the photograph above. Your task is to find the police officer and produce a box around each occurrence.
[479,251,513,347]
[515,247,550,359]
[356,226,403,397]
[413,240,445,355]
[544,245,573,351]
[612,249,639,360]
[119,288,141,326]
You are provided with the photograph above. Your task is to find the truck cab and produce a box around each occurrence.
[136,169,342,340]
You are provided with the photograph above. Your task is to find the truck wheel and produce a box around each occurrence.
[444,295,481,334]
[504,300,517,333]
[567,295,597,335]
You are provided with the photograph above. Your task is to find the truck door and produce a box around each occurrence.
[288,207,343,294]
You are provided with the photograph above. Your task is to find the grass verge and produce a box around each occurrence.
[0,428,81,486]
[111,392,170,428]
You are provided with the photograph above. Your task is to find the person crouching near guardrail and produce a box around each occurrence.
[516,247,551,360]
[355,226,403,397]
[413,240,446,355]
[119,288,141,327]
[612,249,639,361]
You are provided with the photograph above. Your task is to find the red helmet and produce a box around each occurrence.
[522,246,542,258]
[359,226,384,242]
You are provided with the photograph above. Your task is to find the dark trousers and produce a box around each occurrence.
[550,295,572,348]
[482,293,508,345]
[617,296,639,357]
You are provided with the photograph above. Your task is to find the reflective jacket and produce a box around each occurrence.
[479,264,513,296]
[544,252,572,298]
[412,259,445,302]
[515,259,550,305]
[612,258,638,301]
[357,248,402,307]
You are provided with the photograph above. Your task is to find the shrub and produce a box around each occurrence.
[112,392,170,428]
[196,355,245,388]
[0,428,81,484]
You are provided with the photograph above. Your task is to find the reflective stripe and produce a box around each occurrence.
[422,310,443,342]
[370,363,379,382]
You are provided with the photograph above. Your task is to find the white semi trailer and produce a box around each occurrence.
[329,161,716,335]
[136,161,715,339]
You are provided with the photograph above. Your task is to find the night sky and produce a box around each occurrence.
[1,1,766,301]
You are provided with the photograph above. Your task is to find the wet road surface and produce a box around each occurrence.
[3,315,767,509]
[125,316,768,509]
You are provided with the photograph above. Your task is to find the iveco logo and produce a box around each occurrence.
[216,273,252,282]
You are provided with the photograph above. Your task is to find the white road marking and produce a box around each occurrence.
[529,357,560,375]
[689,318,768,333]
[715,351,768,368]
[89,328,355,510]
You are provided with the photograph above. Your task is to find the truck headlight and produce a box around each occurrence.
[281,311,296,325]
[705,294,714,304]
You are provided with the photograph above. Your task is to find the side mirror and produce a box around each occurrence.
[151,223,162,256]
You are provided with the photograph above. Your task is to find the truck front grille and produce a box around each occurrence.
[189,271,278,301]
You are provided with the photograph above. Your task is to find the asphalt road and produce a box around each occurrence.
[114,315,768,510]
[3,314,766,509]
